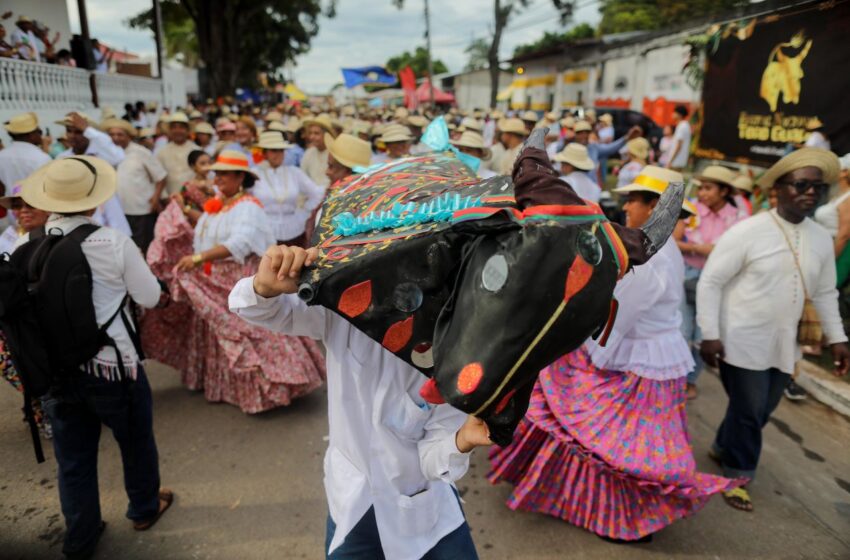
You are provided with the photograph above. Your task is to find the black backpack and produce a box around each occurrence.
[0,224,141,462]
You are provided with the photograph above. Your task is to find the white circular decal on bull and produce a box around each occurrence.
[411,342,434,368]
[481,253,508,292]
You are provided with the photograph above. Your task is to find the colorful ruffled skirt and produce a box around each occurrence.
[489,347,741,540]
[140,202,326,413]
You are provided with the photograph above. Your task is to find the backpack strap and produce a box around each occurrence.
[65,223,100,244]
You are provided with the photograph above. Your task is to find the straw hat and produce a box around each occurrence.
[267,121,286,133]
[553,143,594,171]
[407,115,429,129]
[756,147,840,188]
[21,156,116,213]
[101,118,137,137]
[194,122,215,136]
[626,137,650,161]
[585,108,597,120]
[341,106,356,117]
[544,111,559,122]
[490,110,504,120]
[520,110,538,123]
[255,130,293,150]
[189,110,203,119]
[55,112,96,128]
[351,120,372,137]
[394,107,410,120]
[459,117,484,132]
[573,120,592,133]
[379,123,414,143]
[284,117,303,133]
[615,165,682,196]
[167,112,190,125]
[216,120,236,132]
[560,116,576,129]
[695,165,741,189]
[208,150,260,179]
[732,174,753,193]
[303,114,334,134]
[500,118,529,136]
[4,112,39,135]
[326,133,372,170]
[450,130,491,159]
[265,111,284,123]
[599,113,613,125]
[138,127,155,139]
[17,16,33,23]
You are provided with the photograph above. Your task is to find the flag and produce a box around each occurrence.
[341,66,397,89]
[399,66,417,109]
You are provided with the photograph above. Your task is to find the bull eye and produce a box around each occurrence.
[393,282,423,312]
[411,342,434,368]
[481,253,508,292]
[576,229,603,266]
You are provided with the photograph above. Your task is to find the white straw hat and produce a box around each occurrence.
[255,130,293,150]
[553,143,594,171]
[450,130,491,159]
[21,156,117,213]
[326,133,372,170]
[379,123,414,143]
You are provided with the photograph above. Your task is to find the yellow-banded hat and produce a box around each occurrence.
[615,165,694,215]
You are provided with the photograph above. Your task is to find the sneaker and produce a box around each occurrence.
[784,379,807,401]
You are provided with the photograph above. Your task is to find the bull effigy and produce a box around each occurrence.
[298,127,684,445]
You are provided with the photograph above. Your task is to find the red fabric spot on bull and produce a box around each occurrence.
[457,363,484,395]
[493,388,517,415]
[338,280,372,318]
[419,377,445,404]
[382,316,414,352]
[564,254,593,302]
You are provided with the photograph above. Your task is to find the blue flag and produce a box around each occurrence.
[341,66,397,89]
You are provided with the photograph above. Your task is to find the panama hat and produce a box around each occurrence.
[166,112,190,124]
[379,123,414,143]
[520,110,538,123]
[545,111,559,122]
[265,111,284,123]
[560,116,576,129]
[55,112,96,128]
[695,165,738,189]
[255,130,293,150]
[4,112,39,134]
[459,117,484,132]
[189,110,203,119]
[585,108,597,120]
[208,150,260,179]
[614,165,694,214]
[194,122,215,136]
[407,115,429,129]
[303,114,334,134]
[17,16,33,23]
[394,107,410,120]
[267,121,286,133]
[574,120,592,133]
[756,147,840,189]
[554,143,594,171]
[21,156,116,213]
[500,118,529,136]
[351,120,372,137]
[450,130,491,159]
[626,137,650,161]
[732,173,754,193]
[490,109,504,119]
[598,113,613,125]
[216,120,236,132]
[101,118,137,137]
[138,127,155,139]
[326,133,372,170]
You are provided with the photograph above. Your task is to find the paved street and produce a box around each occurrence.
[1,361,848,560]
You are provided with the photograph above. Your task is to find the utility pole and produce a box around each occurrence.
[424,0,435,110]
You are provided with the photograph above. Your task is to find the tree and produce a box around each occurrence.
[126,2,198,67]
[127,0,336,97]
[598,0,749,34]
[512,23,595,58]
[464,38,490,72]
[385,47,448,77]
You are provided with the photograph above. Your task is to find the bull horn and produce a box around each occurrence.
[523,127,547,152]
[639,181,685,258]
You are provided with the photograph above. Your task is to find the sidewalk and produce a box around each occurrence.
[797,359,850,418]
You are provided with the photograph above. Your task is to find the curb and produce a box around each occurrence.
[796,360,850,418]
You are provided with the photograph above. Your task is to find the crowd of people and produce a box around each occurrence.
[1,95,848,559]
[1,11,113,70]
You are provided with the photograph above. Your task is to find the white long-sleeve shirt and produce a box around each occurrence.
[228,280,469,560]
[697,210,847,374]
[0,141,52,193]
[252,162,325,242]
[16,215,161,378]
[193,198,275,262]
[58,127,125,168]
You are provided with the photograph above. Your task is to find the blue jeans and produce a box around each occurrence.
[325,506,479,559]
[681,264,703,385]
[42,367,161,557]
[712,361,786,480]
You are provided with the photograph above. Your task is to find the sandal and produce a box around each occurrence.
[723,487,753,512]
[133,489,174,531]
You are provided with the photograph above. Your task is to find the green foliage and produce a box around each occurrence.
[385,47,449,77]
[598,0,749,34]
[512,22,595,58]
[125,1,198,67]
[464,38,490,72]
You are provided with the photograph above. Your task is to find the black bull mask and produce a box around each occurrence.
[298,129,683,445]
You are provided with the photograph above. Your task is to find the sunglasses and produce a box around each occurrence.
[778,179,830,196]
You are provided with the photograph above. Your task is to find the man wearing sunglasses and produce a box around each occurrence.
[696,148,850,513]
[0,112,51,209]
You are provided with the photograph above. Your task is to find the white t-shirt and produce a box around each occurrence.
[671,121,691,169]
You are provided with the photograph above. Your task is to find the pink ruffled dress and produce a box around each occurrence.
[489,240,742,540]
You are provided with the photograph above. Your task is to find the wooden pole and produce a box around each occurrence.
[77,0,98,106]
[152,0,165,79]
[424,0,435,111]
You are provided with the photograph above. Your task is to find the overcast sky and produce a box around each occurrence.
[71,0,602,93]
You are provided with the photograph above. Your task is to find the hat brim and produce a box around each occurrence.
[380,135,414,143]
[554,155,594,171]
[613,183,665,195]
[449,140,491,160]
[256,141,294,150]
[4,122,38,134]
[21,157,117,214]
[326,133,367,170]
[693,174,734,189]
[208,163,260,179]
[757,148,840,189]
[302,119,334,134]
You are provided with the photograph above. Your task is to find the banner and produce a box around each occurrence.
[341,66,397,89]
[399,66,417,109]
[697,1,850,164]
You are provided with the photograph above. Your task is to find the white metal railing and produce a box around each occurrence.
[95,72,163,113]
[0,57,93,112]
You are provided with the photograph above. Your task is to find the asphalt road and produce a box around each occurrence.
[1,362,849,560]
